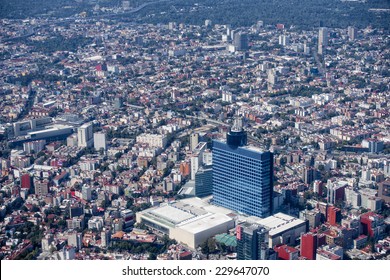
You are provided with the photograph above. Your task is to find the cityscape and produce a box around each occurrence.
[0,0,389,261]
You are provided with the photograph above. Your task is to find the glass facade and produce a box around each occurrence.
[212,140,273,218]
[195,165,213,197]
[236,224,270,260]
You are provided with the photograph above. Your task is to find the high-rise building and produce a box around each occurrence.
[300,232,318,260]
[236,223,274,260]
[94,132,107,151]
[82,185,92,201]
[233,32,249,51]
[278,35,289,46]
[23,140,46,154]
[256,21,264,31]
[348,26,357,41]
[67,231,82,250]
[189,133,199,151]
[318,27,328,55]
[195,165,213,197]
[302,166,316,185]
[327,206,342,226]
[78,123,93,148]
[212,117,273,218]
[378,180,390,204]
[191,142,207,180]
[101,228,112,248]
[34,179,49,197]
[318,27,328,47]
[268,69,277,86]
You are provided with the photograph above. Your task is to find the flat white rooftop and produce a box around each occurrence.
[257,212,306,236]
[149,204,195,225]
[177,213,232,234]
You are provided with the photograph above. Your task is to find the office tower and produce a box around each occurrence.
[278,35,289,46]
[195,165,213,197]
[190,142,207,180]
[82,185,92,201]
[302,166,316,185]
[300,232,318,260]
[236,223,273,260]
[318,27,328,47]
[268,69,277,85]
[94,132,107,151]
[348,26,357,41]
[233,32,249,51]
[303,41,310,54]
[212,117,273,218]
[78,122,93,148]
[190,132,199,151]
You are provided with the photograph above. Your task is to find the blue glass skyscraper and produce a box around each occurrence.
[212,118,273,218]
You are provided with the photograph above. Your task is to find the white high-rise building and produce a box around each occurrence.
[190,133,199,151]
[318,27,328,47]
[279,35,289,46]
[67,231,82,250]
[348,26,357,41]
[94,132,107,151]
[191,156,200,181]
[23,140,46,154]
[78,123,93,148]
[190,142,207,180]
[82,185,92,201]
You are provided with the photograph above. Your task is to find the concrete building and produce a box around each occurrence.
[136,197,235,249]
[82,185,92,201]
[23,140,46,154]
[299,209,321,229]
[34,179,49,197]
[67,231,82,250]
[300,232,318,260]
[316,244,343,260]
[189,133,199,151]
[77,123,93,148]
[213,117,273,218]
[318,27,328,47]
[348,26,357,41]
[378,180,390,204]
[233,32,249,51]
[190,142,207,180]
[274,244,299,260]
[94,132,107,151]
[194,165,213,198]
[136,133,167,148]
[236,223,275,260]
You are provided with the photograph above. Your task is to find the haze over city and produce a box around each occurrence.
[0,0,389,261]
